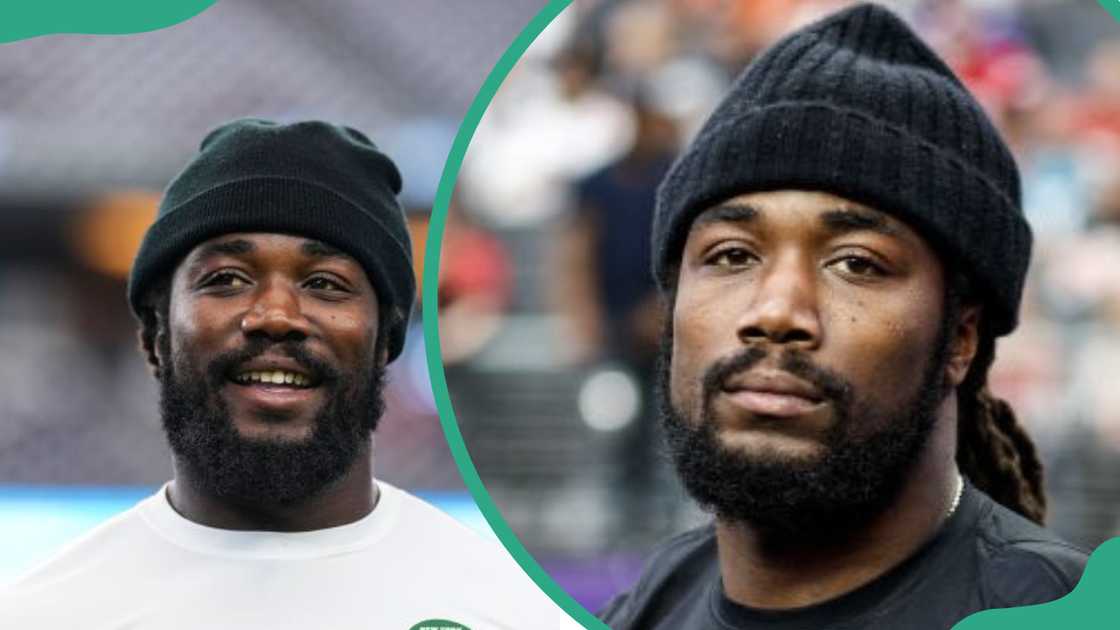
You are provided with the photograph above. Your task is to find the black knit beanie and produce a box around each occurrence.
[127,118,415,361]
[652,3,1031,335]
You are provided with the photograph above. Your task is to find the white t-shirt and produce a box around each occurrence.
[0,481,581,629]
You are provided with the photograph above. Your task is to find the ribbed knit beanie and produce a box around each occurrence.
[128,118,415,361]
[653,3,1031,335]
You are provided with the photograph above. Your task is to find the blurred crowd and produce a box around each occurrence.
[448,0,1120,609]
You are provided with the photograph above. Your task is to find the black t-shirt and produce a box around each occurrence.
[600,484,1088,629]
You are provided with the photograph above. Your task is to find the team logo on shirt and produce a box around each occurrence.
[408,619,470,630]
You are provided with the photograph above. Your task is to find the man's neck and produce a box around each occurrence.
[166,446,378,532]
[716,416,960,610]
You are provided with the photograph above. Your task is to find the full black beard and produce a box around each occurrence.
[158,335,385,507]
[659,321,952,542]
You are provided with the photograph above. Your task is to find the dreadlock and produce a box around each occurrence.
[951,275,1047,524]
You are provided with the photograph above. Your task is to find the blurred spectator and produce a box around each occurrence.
[552,83,680,531]
[438,202,515,364]
[554,87,676,366]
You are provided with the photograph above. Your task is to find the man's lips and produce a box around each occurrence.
[225,381,321,413]
[221,353,325,413]
[720,370,826,418]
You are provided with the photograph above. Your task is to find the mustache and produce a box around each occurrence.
[701,345,853,406]
[204,338,340,387]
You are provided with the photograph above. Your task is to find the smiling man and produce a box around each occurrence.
[601,4,1088,629]
[0,119,577,629]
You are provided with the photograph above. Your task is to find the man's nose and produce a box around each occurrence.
[240,278,311,341]
[735,251,822,349]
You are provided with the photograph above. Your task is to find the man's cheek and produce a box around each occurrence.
[668,351,703,420]
[869,340,934,407]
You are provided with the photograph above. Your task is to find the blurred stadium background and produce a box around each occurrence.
[447,0,1120,613]
[0,0,549,585]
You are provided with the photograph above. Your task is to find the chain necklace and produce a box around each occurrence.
[946,472,964,519]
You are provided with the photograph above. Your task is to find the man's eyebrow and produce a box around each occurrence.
[198,238,255,258]
[186,238,253,274]
[301,240,348,259]
[820,207,899,237]
[693,203,758,228]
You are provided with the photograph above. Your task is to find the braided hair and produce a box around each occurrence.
[952,312,1047,524]
[944,271,1047,524]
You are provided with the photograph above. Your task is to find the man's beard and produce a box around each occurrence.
[158,334,385,507]
[659,320,953,542]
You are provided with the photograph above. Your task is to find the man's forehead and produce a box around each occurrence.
[690,190,910,238]
[186,232,353,262]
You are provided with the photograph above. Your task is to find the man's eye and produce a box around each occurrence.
[832,256,886,277]
[707,247,756,268]
[306,276,346,292]
[204,272,249,288]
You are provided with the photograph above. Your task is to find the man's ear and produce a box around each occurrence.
[138,328,158,376]
[946,305,981,387]
[139,305,169,379]
[153,323,167,372]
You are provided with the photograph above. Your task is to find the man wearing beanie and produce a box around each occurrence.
[0,119,578,629]
[601,4,1087,629]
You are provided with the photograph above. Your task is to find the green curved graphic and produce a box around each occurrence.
[424,1,1120,629]
[1099,0,1120,25]
[408,619,471,630]
[421,1,608,628]
[0,0,217,44]
[954,537,1118,629]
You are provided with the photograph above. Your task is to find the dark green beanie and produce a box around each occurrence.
[652,3,1031,335]
[127,118,415,361]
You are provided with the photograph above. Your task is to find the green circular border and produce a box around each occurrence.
[0,0,216,43]
[420,0,610,627]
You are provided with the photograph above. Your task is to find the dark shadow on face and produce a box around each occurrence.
[157,320,386,507]
[658,307,954,542]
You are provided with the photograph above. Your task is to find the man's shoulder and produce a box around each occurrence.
[637,524,719,577]
[599,524,718,628]
[384,485,583,628]
[971,493,1090,607]
[7,498,152,582]
[0,498,154,623]
[386,484,540,580]
[386,484,499,553]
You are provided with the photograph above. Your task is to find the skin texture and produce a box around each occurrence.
[668,190,980,609]
[152,232,384,531]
